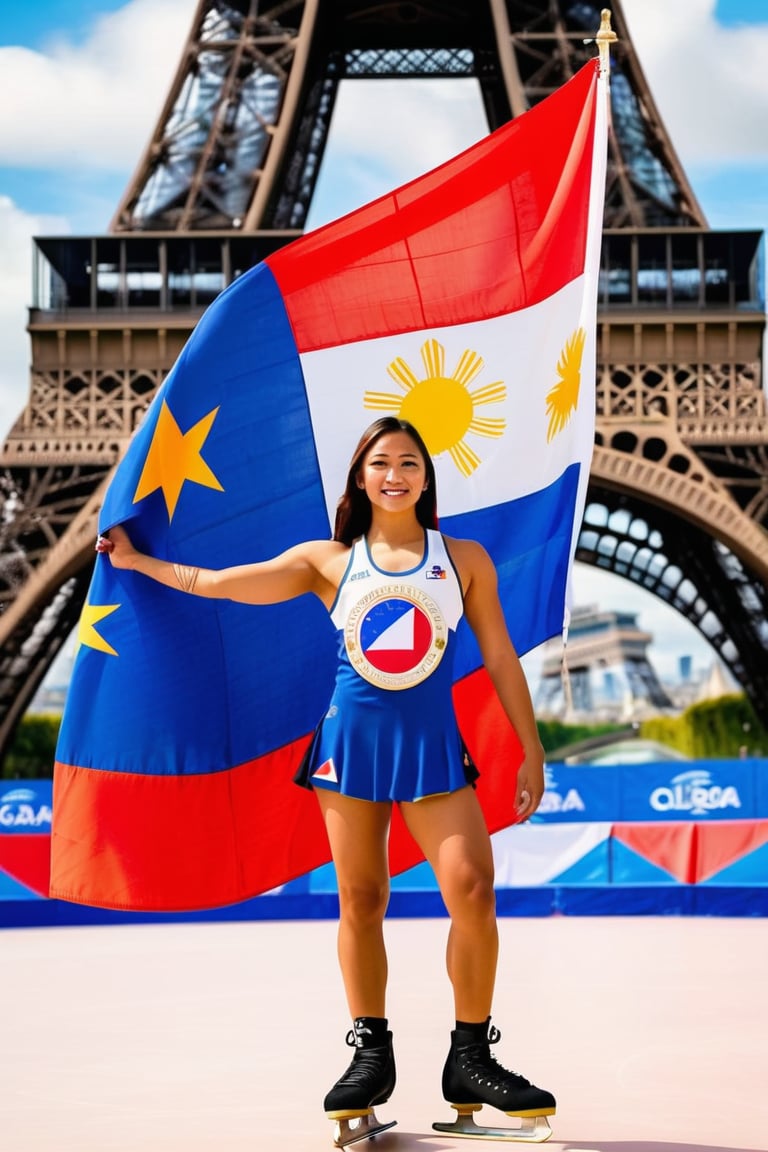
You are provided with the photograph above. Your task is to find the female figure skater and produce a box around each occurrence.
[99,416,555,1143]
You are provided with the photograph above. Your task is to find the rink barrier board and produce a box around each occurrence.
[2,819,768,926]
[3,884,768,928]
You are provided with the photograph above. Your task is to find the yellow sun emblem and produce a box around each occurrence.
[545,327,586,444]
[363,338,505,477]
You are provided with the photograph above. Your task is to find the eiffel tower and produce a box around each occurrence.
[1,0,766,758]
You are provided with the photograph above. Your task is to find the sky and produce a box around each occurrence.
[1,0,766,687]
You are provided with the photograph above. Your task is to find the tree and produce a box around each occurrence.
[2,715,60,779]
[642,694,767,758]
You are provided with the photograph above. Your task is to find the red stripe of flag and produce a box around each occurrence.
[268,63,598,351]
[50,667,521,910]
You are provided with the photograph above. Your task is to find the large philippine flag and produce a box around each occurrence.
[50,60,608,911]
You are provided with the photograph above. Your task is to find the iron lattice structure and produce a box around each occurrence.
[1,0,766,756]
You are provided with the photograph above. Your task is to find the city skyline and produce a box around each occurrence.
[1,0,766,684]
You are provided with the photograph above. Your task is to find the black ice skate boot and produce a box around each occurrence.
[324,1017,397,1147]
[433,1019,556,1143]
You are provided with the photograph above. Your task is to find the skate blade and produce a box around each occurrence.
[433,1104,553,1143]
[331,1109,397,1147]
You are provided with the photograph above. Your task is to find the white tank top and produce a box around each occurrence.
[330,529,463,691]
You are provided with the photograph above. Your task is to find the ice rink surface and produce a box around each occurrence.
[3,915,767,1152]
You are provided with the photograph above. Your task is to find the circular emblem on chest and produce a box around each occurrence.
[344,582,448,690]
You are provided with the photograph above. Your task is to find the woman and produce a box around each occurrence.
[99,416,555,1143]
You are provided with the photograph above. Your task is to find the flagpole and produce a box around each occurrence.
[594,9,618,83]
[560,10,616,721]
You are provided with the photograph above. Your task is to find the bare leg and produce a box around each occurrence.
[315,789,393,1017]
[400,786,497,1021]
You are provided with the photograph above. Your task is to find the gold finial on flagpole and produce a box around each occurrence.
[595,9,617,77]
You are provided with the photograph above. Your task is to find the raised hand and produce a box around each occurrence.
[95,524,137,570]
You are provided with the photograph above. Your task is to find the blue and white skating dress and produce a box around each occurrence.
[296,529,478,802]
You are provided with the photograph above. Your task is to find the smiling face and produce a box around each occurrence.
[358,430,428,516]
[333,418,438,545]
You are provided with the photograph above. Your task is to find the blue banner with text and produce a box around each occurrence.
[0,781,53,834]
[532,759,764,823]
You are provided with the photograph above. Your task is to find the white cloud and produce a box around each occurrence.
[0,0,190,170]
[0,0,764,184]
[621,0,768,165]
[0,0,191,440]
[307,78,489,227]
[329,77,487,178]
[0,197,69,440]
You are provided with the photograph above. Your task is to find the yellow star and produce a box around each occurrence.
[77,602,121,657]
[133,399,224,520]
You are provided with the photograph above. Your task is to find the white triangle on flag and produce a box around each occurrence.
[366,608,415,651]
[312,759,338,783]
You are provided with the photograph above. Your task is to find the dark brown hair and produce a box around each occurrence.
[333,417,438,545]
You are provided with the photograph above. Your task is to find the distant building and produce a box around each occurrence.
[663,654,737,711]
[535,604,674,722]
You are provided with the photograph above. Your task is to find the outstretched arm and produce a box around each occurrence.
[97,524,344,606]
[452,538,546,820]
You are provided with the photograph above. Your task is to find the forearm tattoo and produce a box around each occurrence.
[172,563,200,594]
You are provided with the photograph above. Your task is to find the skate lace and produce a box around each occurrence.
[340,1030,388,1086]
[457,1026,531,1093]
